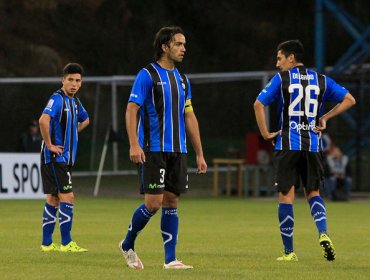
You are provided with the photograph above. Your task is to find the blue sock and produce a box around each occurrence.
[161,208,179,264]
[122,204,154,251]
[278,203,294,254]
[42,203,58,246]
[59,202,74,246]
[309,196,327,236]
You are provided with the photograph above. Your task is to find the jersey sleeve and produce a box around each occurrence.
[323,77,349,102]
[77,100,89,122]
[256,73,281,106]
[42,94,63,119]
[185,75,192,100]
[128,69,153,106]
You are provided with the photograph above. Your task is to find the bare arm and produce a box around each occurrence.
[253,100,281,141]
[126,102,145,163]
[78,118,90,132]
[316,93,356,133]
[38,113,63,155]
[185,111,207,174]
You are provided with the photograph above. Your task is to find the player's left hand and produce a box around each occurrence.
[196,156,207,174]
[314,118,327,137]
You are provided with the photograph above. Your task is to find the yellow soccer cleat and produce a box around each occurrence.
[319,233,336,261]
[276,252,298,261]
[60,241,88,253]
[41,243,60,252]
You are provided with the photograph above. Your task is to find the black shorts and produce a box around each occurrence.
[41,162,73,195]
[273,150,324,194]
[139,152,188,195]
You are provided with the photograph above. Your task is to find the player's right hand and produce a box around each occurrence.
[48,145,64,156]
[262,130,281,142]
[129,145,146,164]
[196,156,207,174]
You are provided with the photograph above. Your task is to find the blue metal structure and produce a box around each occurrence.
[315,0,370,191]
[315,0,370,75]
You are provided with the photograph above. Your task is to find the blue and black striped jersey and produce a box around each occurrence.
[128,62,191,153]
[257,66,348,152]
[41,89,89,165]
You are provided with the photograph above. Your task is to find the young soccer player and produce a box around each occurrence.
[254,40,356,261]
[39,63,89,252]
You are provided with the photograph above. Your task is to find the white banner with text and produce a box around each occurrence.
[0,153,44,199]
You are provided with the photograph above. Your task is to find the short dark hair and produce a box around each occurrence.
[153,26,185,61]
[63,63,83,76]
[277,40,304,63]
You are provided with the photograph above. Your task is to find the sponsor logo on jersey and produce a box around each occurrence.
[292,73,314,80]
[156,81,167,85]
[46,99,54,109]
[289,120,316,131]
[130,93,138,98]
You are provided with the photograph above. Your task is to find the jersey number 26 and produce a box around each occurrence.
[288,84,320,117]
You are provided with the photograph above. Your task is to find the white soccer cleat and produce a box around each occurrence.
[163,259,193,269]
[118,241,144,270]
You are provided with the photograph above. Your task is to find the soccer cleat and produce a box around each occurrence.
[319,233,336,261]
[118,241,144,270]
[41,243,60,252]
[163,259,193,269]
[60,241,88,252]
[276,252,298,261]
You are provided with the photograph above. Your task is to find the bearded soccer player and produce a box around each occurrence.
[119,26,207,270]
[39,63,89,253]
[254,40,356,261]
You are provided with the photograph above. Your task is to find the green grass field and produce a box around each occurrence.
[1,198,369,280]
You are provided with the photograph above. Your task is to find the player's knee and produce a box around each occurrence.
[59,192,75,204]
[145,200,162,212]
[47,194,60,206]
[162,191,179,208]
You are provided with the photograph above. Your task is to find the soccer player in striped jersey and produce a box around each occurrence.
[254,40,356,261]
[39,63,90,253]
[119,26,207,270]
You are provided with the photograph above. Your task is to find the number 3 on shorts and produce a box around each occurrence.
[159,168,165,183]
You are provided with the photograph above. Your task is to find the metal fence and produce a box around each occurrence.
[0,69,368,192]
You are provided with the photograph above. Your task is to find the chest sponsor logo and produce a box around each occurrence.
[289,120,316,131]
[156,82,167,86]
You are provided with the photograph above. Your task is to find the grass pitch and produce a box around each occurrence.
[1,198,369,280]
